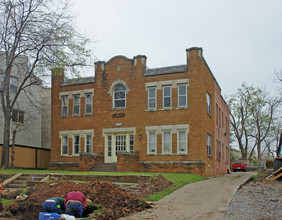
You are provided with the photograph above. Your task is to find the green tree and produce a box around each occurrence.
[0,0,92,168]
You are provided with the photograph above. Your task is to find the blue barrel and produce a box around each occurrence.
[38,212,61,220]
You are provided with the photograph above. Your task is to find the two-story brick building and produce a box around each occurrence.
[50,47,230,177]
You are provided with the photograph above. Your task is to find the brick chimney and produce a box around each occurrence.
[186,47,203,69]
[51,68,64,87]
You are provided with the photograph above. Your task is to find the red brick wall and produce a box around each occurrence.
[50,48,230,177]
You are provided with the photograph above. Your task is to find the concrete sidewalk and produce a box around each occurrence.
[121,172,256,220]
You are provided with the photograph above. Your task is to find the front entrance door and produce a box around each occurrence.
[105,133,134,163]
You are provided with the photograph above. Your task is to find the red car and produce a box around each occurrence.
[232,161,246,172]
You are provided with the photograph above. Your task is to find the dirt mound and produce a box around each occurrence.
[3,180,150,219]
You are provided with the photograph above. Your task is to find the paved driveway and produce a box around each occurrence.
[121,172,256,220]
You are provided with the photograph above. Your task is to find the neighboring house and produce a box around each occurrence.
[41,87,51,149]
[0,52,50,168]
[50,47,230,176]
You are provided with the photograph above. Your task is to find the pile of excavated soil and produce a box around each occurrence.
[2,180,151,220]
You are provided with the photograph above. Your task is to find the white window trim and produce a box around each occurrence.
[162,130,172,154]
[61,135,69,155]
[178,84,187,107]
[113,85,127,109]
[148,87,157,109]
[61,95,68,116]
[85,134,92,153]
[85,93,93,114]
[207,134,212,156]
[147,131,157,154]
[206,92,211,115]
[177,130,188,154]
[73,94,80,115]
[72,135,80,156]
[163,85,171,108]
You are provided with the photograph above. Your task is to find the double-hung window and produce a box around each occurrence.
[73,135,80,155]
[148,131,157,154]
[73,94,80,115]
[130,134,134,153]
[85,93,93,114]
[148,87,156,109]
[162,131,172,154]
[114,85,126,108]
[163,85,171,108]
[85,134,92,153]
[207,134,212,156]
[178,130,187,153]
[178,84,187,107]
[61,136,68,155]
[12,109,24,123]
[61,95,68,116]
[1,75,17,93]
[206,93,211,115]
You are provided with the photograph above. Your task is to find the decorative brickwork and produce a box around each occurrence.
[50,47,230,177]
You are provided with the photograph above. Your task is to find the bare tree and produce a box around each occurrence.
[0,0,92,168]
[227,83,254,159]
[227,83,280,166]
[245,87,280,171]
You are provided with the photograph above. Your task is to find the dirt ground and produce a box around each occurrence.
[0,180,152,220]
[224,171,282,220]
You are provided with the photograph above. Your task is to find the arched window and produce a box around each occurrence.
[113,85,126,108]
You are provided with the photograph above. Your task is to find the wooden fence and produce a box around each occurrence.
[0,145,50,169]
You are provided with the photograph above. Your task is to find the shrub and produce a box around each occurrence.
[266,160,274,168]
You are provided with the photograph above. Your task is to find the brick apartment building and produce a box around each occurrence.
[50,47,230,177]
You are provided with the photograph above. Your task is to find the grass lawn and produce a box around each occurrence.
[0,169,207,201]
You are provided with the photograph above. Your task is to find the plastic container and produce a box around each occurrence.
[61,214,75,220]
[38,212,61,220]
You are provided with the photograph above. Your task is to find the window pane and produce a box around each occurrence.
[18,111,24,123]
[178,84,186,95]
[115,100,125,107]
[86,135,92,152]
[130,134,134,153]
[164,86,170,96]
[85,93,92,114]
[164,97,171,107]
[163,86,171,107]
[62,96,68,116]
[108,135,112,156]
[179,96,186,106]
[114,85,126,108]
[73,94,80,114]
[74,136,80,154]
[148,87,156,109]
[12,109,17,122]
[163,131,171,153]
[149,132,156,153]
[62,136,68,155]
[73,95,80,104]
[178,130,187,152]
[178,84,187,107]
[115,85,125,92]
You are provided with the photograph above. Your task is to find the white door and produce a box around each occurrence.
[105,134,129,163]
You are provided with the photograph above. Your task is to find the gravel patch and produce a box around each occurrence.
[224,176,282,220]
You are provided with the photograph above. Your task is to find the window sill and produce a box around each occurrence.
[111,107,127,111]
[60,113,93,118]
[145,153,188,156]
[60,154,79,157]
[146,106,188,112]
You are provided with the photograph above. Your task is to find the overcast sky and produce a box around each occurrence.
[73,0,282,96]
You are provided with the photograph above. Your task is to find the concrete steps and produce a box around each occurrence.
[91,163,117,172]
[4,173,49,191]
